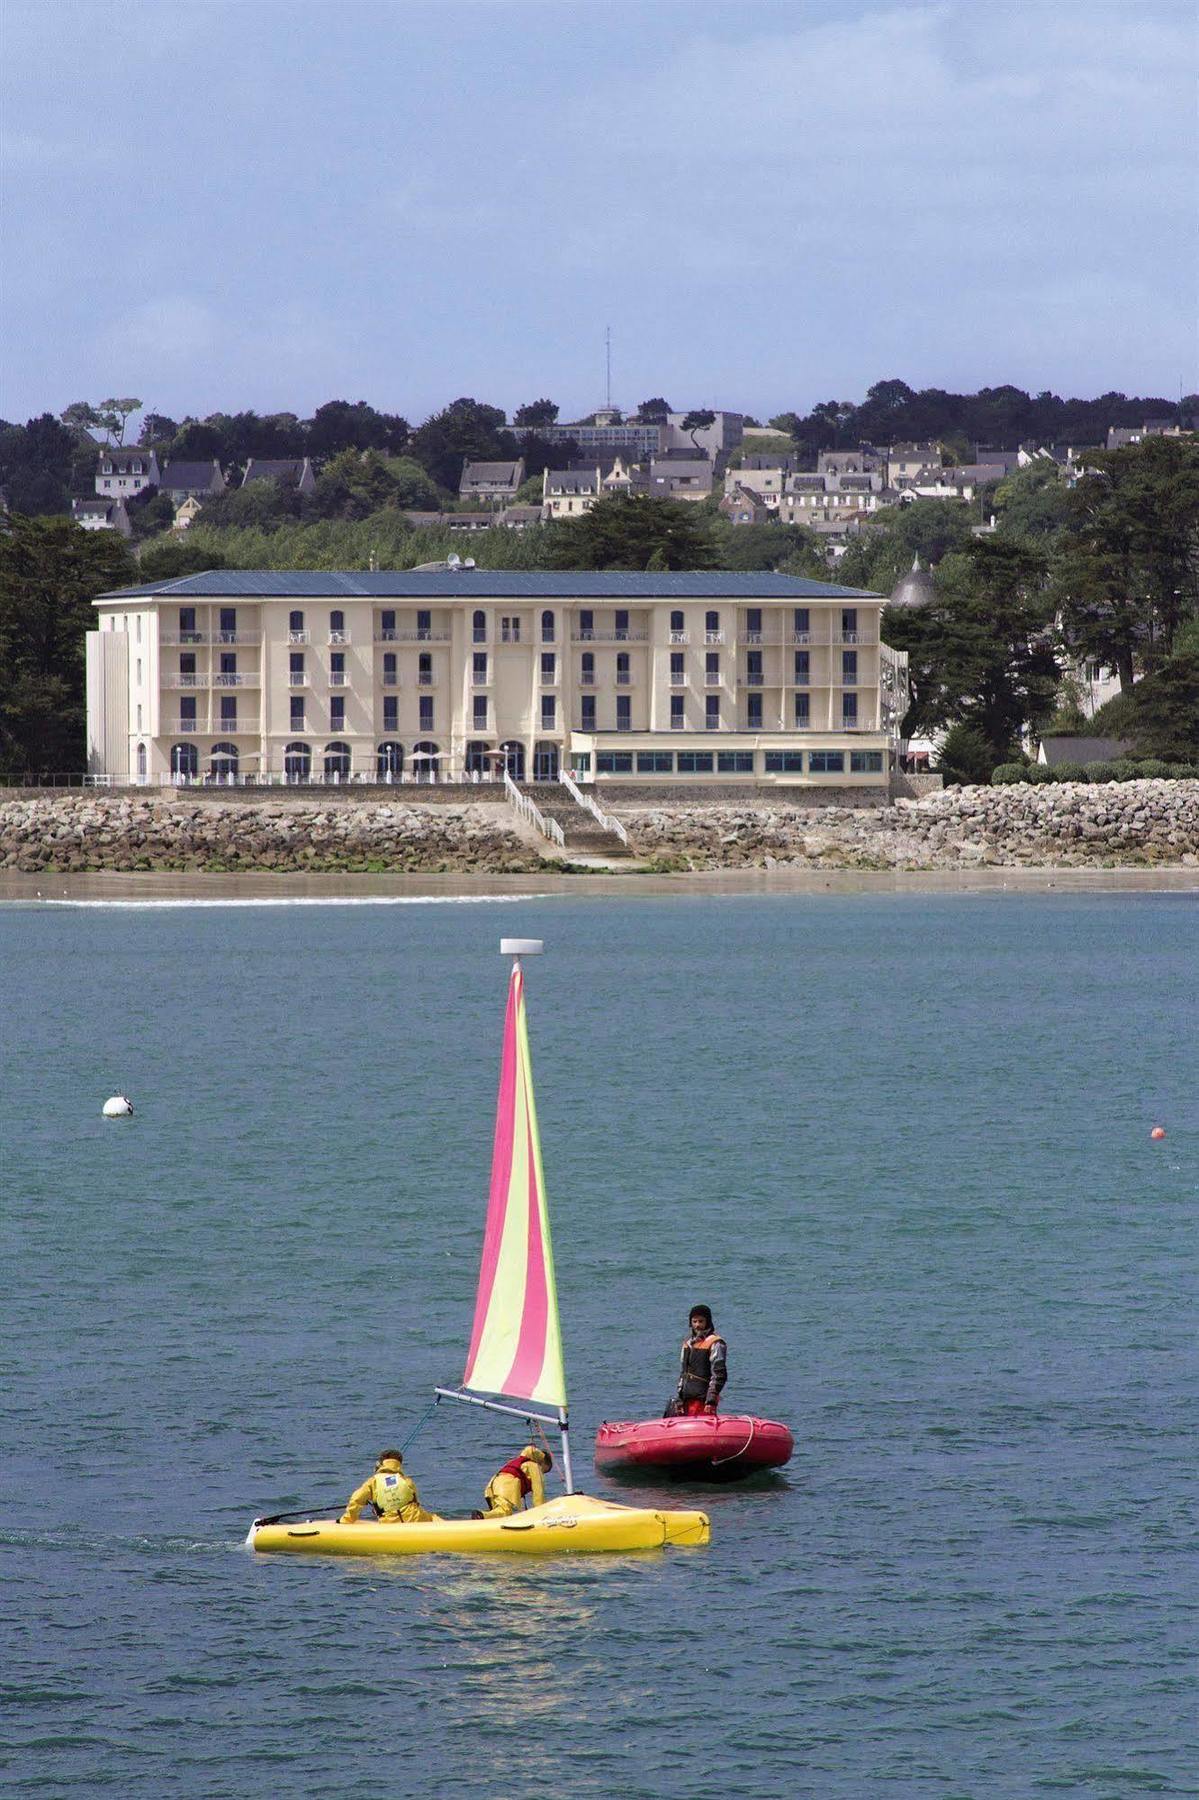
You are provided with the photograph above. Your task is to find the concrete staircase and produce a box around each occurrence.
[524,785,635,861]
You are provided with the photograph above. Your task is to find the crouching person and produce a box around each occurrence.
[340,1449,436,1524]
[478,1445,553,1518]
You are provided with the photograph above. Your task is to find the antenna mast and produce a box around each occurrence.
[605,324,612,410]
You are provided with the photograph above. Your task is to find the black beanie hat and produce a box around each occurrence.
[689,1304,713,1327]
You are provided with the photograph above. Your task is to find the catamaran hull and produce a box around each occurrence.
[248,1492,709,1557]
[595,1415,794,1482]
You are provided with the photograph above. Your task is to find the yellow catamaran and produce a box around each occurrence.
[249,938,709,1556]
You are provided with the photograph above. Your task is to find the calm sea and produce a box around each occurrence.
[1,893,1195,1799]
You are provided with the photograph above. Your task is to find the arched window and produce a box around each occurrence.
[465,740,492,776]
[329,609,346,641]
[376,741,404,779]
[210,742,239,782]
[324,740,351,779]
[289,609,304,632]
[412,740,440,781]
[170,742,198,781]
[284,741,311,782]
[500,740,525,781]
[670,610,684,631]
[136,743,147,782]
[541,609,555,643]
[472,609,487,643]
[705,610,720,632]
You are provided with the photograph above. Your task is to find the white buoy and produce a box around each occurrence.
[102,1094,134,1118]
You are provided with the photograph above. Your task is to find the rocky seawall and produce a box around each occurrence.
[0,793,544,873]
[1,782,1197,873]
[615,781,1199,870]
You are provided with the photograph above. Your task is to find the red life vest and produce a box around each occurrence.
[497,1454,534,1496]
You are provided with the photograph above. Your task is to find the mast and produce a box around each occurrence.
[436,936,575,1495]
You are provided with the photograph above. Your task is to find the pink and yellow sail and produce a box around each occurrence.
[463,961,566,1410]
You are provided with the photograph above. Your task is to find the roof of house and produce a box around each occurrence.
[241,458,311,484]
[73,498,126,515]
[461,460,522,483]
[888,557,936,610]
[159,460,221,489]
[97,570,886,602]
[545,471,598,493]
[1040,736,1135,766]
[96,447,154,466]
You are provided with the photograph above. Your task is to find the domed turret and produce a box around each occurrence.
[888,556,936,609]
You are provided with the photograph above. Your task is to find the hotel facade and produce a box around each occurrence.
[87,569,908,790]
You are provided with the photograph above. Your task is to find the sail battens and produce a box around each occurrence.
[462,963,566,1410]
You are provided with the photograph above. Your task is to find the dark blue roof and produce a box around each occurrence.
[98,569,883,601]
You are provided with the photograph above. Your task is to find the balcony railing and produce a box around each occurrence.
[615,672,634,686]
[705,671,722,687]
[162,673,206,688]
[214,673,256,687]
[215,630,258,644]
[167,718,201,731]
[668,630,691,644]
[328,672,348,686]
[742,671,766,687]
[841,718,878,731]
[573,629,648,642]
[792,630,813,644]
[579,671,595,685]
[704,630,725,645]
[287,629,311,644]
[288,673,310,687]
[328,630,351,645]
[418,672,437,686]
[670,716,686,729]
[669,673,687,687]
[470,671,493,687]
[376,629,451,642]
[539,668,560,686]
[161,631,206,645]
[833,630,876,644]
[743,630,765,644]
[382,672,399,687]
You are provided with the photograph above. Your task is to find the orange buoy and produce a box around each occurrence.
[1150,1126,1167,1140]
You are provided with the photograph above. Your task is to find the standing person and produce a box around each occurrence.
[672,1305,728,1415]
[477,1445,553,1517]
[339,1449,436,1524]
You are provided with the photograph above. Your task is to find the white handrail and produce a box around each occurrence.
[558,768,629,846]
[504,769,565,847]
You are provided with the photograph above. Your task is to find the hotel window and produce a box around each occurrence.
[290,696,305,729]
[330,651,345,683]
[382,653,397,686]
[580,652,595,684]
[473,652,488,683]
[418,653,432,685]
[380,610,396,636]
[705,611,720,633]
[384,695,399,732]
[718,752,755,773]
[541,610,555,643]
[616,695,631,731]
[179,607,196,636]
[842,650,857,680]
[851,751,884,773]
[181,696,197,726]
[677,751,714,773]
[330,609,345,637]
[419,695,434,731]
[793,607,809,636]
[500,615,521,643]
[581,694,596,730]
[330,695,345,731]
[417,609,432,637]
[541,652,555,682]
[794,650,810,680]
[220,696,237,727]
[706,651,719,680]
[747,693,763,729]
[670,652,684,683]
[670,609,684,632]
[180,652,196,677]
[220,652,237,676]
[670,694,685,729]
[472,609,487,643]
[746,608,762,634]
[842,694,858,726]
[596,751,633,773]
[616,652,630,685]
[579,609,594,639]
[705,694,720,729]
[473,695,488,729]
[219,608,236,635]
[765,751,804,772]
[637,751,674,772]
[746,652,762,685]
[615,609,629,638]
[794,693,810,727]
[809,750,845,773]
[541,694,556,729]
[841,607,858,637]
[289,609,304,632]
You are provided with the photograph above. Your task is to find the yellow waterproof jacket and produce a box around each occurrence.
[484,1455,546,1513]
[340,1461,434,1524]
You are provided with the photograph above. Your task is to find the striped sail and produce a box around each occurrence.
[463,962,566,1409]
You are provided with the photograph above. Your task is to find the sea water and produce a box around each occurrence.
[1,893,1195,1799]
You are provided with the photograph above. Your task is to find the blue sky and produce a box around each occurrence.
[2,0,1195,426]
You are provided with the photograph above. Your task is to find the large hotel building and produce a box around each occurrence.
[87,569,908,789]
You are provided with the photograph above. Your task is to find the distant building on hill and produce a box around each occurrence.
[73,497,132,537]
[95,448,160,498]
[159,460,226,503]
[459,458,525,503]
[241,456,317,493]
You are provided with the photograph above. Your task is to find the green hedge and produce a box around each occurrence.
[992,760,1199,786]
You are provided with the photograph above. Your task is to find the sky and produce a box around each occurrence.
[2,0,1196,428]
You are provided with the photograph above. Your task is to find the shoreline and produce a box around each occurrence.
[3,866,1197,903]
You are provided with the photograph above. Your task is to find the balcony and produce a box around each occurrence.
[704,671,722,687]
[539,668,561,686]
[669,716,686,730]
[573,629,649,643]
[214,672,257,687]
[287,629,311,644]
[840,718,878,731]
[288,673,310,687]
[417,671,437,687]
[615,672,634,687]
[167,717,201,732]
[579,671,595,685]
[161,631,206,645]
[328,630,351,645]
[833,630,877,645]
[742,671,767,688]
[669,672,688,687]
[668,630,691,644]
[376,628,451,642]
[743,630,765,645]
[162,673,206,688]
[704,630,725,645]
[215,630,258,645]
[328,672,349,687]
[382,672,399,687]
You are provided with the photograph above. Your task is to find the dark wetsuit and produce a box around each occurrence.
[677,1332,728,1410]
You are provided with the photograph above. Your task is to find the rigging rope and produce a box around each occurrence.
[399,1395,442,1458]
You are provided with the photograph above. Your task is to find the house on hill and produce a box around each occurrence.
[241,457,317,493]
[459,458,525,504]
[159,460,226,503]
[73,497,133,537]
[95,448,160,498]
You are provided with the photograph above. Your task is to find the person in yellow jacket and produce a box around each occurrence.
[477,1444,553,1518]
[339,1449,437,1524]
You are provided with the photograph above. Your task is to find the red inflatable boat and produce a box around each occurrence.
[595,1414,794,1483]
